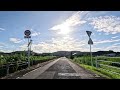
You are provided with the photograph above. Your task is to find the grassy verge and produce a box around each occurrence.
[79,64,111,79]
[71,60,110,79]
[72,59,120,79]
[72,56,120,79]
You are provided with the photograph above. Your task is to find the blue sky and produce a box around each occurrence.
[0,11,120,53]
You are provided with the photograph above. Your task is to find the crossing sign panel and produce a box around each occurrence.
[88,38,93,45]
[24,36,31,38]
[86,31,92,37]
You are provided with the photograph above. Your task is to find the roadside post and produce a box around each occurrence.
[6,63,9,75]
[96,56,98,68]
[86,31,93,66]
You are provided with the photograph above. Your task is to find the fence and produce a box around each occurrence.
[0,57,57,78]
[0,61,28,77]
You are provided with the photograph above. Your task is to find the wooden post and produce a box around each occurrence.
[15,61,18,71]
[96,56,98,68]
[6,63,9,75]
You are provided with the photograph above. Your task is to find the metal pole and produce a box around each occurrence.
[30,40,32,66]
[28,38,30,69]
[90,44,93,66]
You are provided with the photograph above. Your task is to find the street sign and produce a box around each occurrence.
[86,31,92,37]
[24,30,32,69]
[24,30,31,36]
[24,36,31,38]
[86,30,93,66]
[88,38,93,45]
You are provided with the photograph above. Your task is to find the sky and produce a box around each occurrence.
[0,11,120,53]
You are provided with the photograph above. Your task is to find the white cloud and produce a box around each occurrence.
[92,47,102,52]
[0,49,12,53]
[112,43,120,46]
[10,38,22,43]
[19,36,88,53]
[111,36,119,39]
[49,11,88,34]
[105,44,120,52]
[0,42,5,46]
[94,39,120,44]
[19,44,27,50]
[31,32,41,37]
[0,28,5,31]
[89,16,120,34]
[105,33,110,35]
[0,43,6,49]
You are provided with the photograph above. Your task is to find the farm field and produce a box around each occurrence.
[72,56,120,79]
[0,54,57,78]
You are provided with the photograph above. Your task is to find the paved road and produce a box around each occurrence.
[19,57,102,79]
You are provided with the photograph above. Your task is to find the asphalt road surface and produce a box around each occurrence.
[19,57,103,79]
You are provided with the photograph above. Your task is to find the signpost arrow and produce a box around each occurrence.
[86,31,92,37]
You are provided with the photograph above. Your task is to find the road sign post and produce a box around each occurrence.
[86,31,93,66]
[28,37,30,68]
[90,44,93,66]
[24,30,31,69]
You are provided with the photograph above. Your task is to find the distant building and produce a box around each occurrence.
[106,53,116,57]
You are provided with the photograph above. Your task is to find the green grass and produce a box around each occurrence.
[100,64,120,74]
[72,56,120,79]
[79,64,111,79]
[95,56,120,62]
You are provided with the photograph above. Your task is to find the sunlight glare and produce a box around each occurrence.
[58,24,71,35]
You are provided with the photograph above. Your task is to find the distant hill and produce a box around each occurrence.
[0,50,120,57]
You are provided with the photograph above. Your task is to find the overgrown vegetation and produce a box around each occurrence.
[0,54,57,78]
[72,56,120,79]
